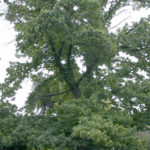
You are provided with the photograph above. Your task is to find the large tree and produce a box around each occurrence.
[1,0,150,149]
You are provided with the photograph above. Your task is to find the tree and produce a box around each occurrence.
[1,0,150,149]
[0,101,56,150]
[0,102,27,150]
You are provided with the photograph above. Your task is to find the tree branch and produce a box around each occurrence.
[48,36,81,98]
[34,90,70,97]
[48,36,77,89]
[59,41,65,56]
[77,64,94,85]
[105,0,127,22]
[48,36,65,73]
[125,23,139,35]
[113,9,126,18]
[67,42,72,69]
[109,15,130,30]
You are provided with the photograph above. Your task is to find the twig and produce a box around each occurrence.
[109,15,130,30]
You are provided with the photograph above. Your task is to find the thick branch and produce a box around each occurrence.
[77,64,94,85]
[48,36,80,98]
[59,41,65,56]
[48,36,66,75]
[67,43,72,69]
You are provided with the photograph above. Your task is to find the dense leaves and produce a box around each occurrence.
[1,0,150,149]
[53,97,146,150]
[0,101,56,150]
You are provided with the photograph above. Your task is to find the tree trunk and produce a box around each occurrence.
[71,85,81,99]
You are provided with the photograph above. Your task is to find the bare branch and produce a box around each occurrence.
[113,9,126,18]
[105,0,128,22]
[105,0,121,21]
[109,15,130,30]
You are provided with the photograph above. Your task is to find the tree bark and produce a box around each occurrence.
[71,84,81,99]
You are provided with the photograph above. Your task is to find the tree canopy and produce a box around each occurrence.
[1,0,150,149]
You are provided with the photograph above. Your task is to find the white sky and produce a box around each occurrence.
[0,1,150,108]
[0,5,32,108]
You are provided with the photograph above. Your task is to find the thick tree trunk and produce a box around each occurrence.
[71,85,81,99]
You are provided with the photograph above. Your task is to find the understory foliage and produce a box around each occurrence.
[1,0,150,149]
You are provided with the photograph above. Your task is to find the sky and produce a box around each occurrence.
[0,1,150,108]
[0,2,32,108]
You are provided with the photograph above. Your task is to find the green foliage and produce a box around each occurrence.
[0,102,26,149]
[0,101,56,150]
[1,0,150,149]
[137,131,150,150]
[53,96,146,150]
